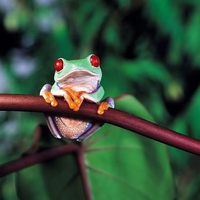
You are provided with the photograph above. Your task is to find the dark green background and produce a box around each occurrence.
[0,0,200,199]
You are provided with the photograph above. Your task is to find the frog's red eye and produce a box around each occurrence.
[90,54,100,67]
[54,59,63,72]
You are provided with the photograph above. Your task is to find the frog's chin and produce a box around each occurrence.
[56,69,101,92]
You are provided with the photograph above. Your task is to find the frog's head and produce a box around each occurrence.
[53,54,102,91]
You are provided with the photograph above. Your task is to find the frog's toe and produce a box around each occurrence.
[74,98,82,105]
[73,105,80,111]
[50,99,58,107]
[68,101,76,109]
[97,102,109,115]
[42,91,58,107]
[97,97,115,115]
[64,94,75,109]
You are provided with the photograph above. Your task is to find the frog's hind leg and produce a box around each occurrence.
[45,115,62,138]
[77,97,115,141]
[45,115,96,140]
[76,121,103,142]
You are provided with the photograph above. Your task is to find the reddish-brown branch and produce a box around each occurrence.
[0,94,200,155]
[0,143,80,177]
[77,148,93,200]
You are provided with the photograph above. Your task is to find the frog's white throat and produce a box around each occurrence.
[56,70,101,93]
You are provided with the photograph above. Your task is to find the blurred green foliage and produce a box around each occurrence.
[0,0,200,199]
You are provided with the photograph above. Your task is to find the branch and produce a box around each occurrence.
[0,143,80,177]
[0,94,200,155]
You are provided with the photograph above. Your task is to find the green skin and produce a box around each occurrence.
[51,54,104,102]
[40,54,114,141]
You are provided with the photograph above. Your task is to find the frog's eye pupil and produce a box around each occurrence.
[90,55,100,67]
[54,59,63,72]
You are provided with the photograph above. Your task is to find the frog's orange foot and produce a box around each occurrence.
[72,97,83,111]
[73,105,81,111]
[72,99,84,111]
[64,88,81,102]
[63,88,84,111]
[64,93,83,111]
[97,101,109,115]
[42,91,58,107]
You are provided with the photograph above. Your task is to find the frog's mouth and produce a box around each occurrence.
[57,70,100,92]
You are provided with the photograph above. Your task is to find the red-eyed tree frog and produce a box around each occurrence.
[40,54,114,141]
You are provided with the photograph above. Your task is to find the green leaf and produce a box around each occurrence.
[144,0,182,36]
[50,20,74,59]
[121,59,172,86]
[185,10,200,65]
[16,129,85,200]
[0,175,17,199]
[103,21,121,50]
[16,95,175,199]
[85,95,175,200]
[186,87,200,138]
[16,157,85,200]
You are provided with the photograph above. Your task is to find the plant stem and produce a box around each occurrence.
[77,147,93,200]
[0,143,80,177]
[0,94,200,154]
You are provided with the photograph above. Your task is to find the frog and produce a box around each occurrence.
[40,54,114,141]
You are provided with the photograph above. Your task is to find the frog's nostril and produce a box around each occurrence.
[90,54,100,67]
[54,59,63,71]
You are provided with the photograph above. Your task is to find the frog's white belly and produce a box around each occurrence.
[54,117,91,139]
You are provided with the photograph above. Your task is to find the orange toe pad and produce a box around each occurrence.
[97,102,109,115]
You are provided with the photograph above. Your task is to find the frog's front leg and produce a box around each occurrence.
[97,102,110,115]
[83,87,115,115]
[40,84,58,107]
[97,97,115,115]
[63,88,85,111]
